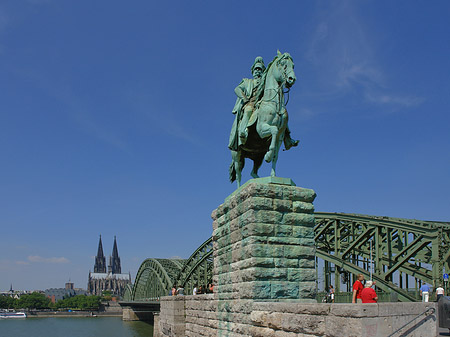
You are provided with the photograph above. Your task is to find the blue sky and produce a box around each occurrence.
[1,1,449,291]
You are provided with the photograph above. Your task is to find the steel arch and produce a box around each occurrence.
[174,237,213,295]
[132,258,185,300]
[123,284,133,301]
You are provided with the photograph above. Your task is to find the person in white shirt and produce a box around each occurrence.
[193,285,198,295]
[436,285,445,302]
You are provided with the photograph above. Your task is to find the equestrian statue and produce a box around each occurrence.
[228,51,299,187]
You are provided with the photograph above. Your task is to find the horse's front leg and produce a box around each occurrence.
[256,122,279,163]
[270,137,283,177]
[251,154,264,179]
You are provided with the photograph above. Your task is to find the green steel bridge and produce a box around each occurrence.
[123,212,450,303]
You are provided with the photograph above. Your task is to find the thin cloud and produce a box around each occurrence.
[305,2,423,110]
[16,261,30,265]
[27,255,70,264]
[365,92,425,107]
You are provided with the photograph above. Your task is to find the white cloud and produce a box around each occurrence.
[27,255,70,264]
[16,261,30,265]
[365,92,425,107]
[305,2,423,110]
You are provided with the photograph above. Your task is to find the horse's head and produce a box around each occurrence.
[276,51,296,88]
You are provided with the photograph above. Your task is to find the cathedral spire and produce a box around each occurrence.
[94,235,106,273]
[109,236,121,274]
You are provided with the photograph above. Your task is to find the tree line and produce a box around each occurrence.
[0,292,102,310]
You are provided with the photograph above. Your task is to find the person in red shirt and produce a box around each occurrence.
[352,274,365,303]
[361,280,378,303]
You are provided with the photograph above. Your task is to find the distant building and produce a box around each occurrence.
[45,286,87,303]
[87,236,131,297]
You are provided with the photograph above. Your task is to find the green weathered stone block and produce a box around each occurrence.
[287,269,316,282]
[240,281,272,299]
[251,183,284,200]
[246,196,273,211]
[242,223,274,237]
[275,224,292,237]
[283,186,316,203]
[267,236,301,245]
[298,281,317,298]
[298,257,316,268]
[293,200,314,213]
[242,268,287,282]
[247,244,284,258]
[254,210,283,224]
[292,226,314,239]
[283,213,315,226]
[274,258,299,268]
[239,257,275,269]
[284,245,315,259]
[270,282,299,299]
[273,199,293,212]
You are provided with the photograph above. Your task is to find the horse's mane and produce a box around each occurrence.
[254,52,293,102]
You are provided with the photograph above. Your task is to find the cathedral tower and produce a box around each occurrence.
[94,235,106,273]
[88,235,130,297]
[108,236,121,274]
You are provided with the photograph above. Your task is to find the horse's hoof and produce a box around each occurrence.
[264,151,273,162]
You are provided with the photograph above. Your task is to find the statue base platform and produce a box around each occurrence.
[212,177,317,301]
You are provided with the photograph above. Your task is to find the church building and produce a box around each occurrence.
[87,236,131,297]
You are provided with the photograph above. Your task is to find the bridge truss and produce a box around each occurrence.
[125,213,449,302]
[315,212,450,301]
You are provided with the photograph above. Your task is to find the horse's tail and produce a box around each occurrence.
[229,161,236,183]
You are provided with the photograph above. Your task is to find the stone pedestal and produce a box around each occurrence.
[211,177,317,302]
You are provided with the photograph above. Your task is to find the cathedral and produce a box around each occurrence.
[87,236,131,297]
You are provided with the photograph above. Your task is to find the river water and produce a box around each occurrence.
[0,317,153,337]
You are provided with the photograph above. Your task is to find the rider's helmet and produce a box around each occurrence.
[251,56,266,73]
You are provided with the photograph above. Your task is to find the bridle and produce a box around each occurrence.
[262,55,294,107]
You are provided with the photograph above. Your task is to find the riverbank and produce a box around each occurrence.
[27,310,122,317]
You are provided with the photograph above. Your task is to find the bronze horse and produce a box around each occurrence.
[230,52,298,187]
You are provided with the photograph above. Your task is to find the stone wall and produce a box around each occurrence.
[154,178,438,336]
[212,177,317,302]
[156,295,438,337]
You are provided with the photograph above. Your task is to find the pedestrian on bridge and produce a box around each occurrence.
[177,285,185,296]
[436,285,444,302]
[352,274,365,303]
[361,281,378,303]
[420,283,431,302]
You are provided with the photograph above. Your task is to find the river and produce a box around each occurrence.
[0,317,153,337]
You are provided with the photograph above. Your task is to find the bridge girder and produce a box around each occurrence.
[315,212,450,300]
[127,213,449,302]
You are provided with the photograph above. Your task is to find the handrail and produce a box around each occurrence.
[386,307,435,337]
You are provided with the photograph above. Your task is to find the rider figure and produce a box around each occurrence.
[228,56,265,151]
[228,56,299,152]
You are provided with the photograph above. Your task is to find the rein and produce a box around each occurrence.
[261,58,291,109]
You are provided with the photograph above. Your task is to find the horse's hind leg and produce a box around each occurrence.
[251,154,264,179]
[233,150,245,187]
